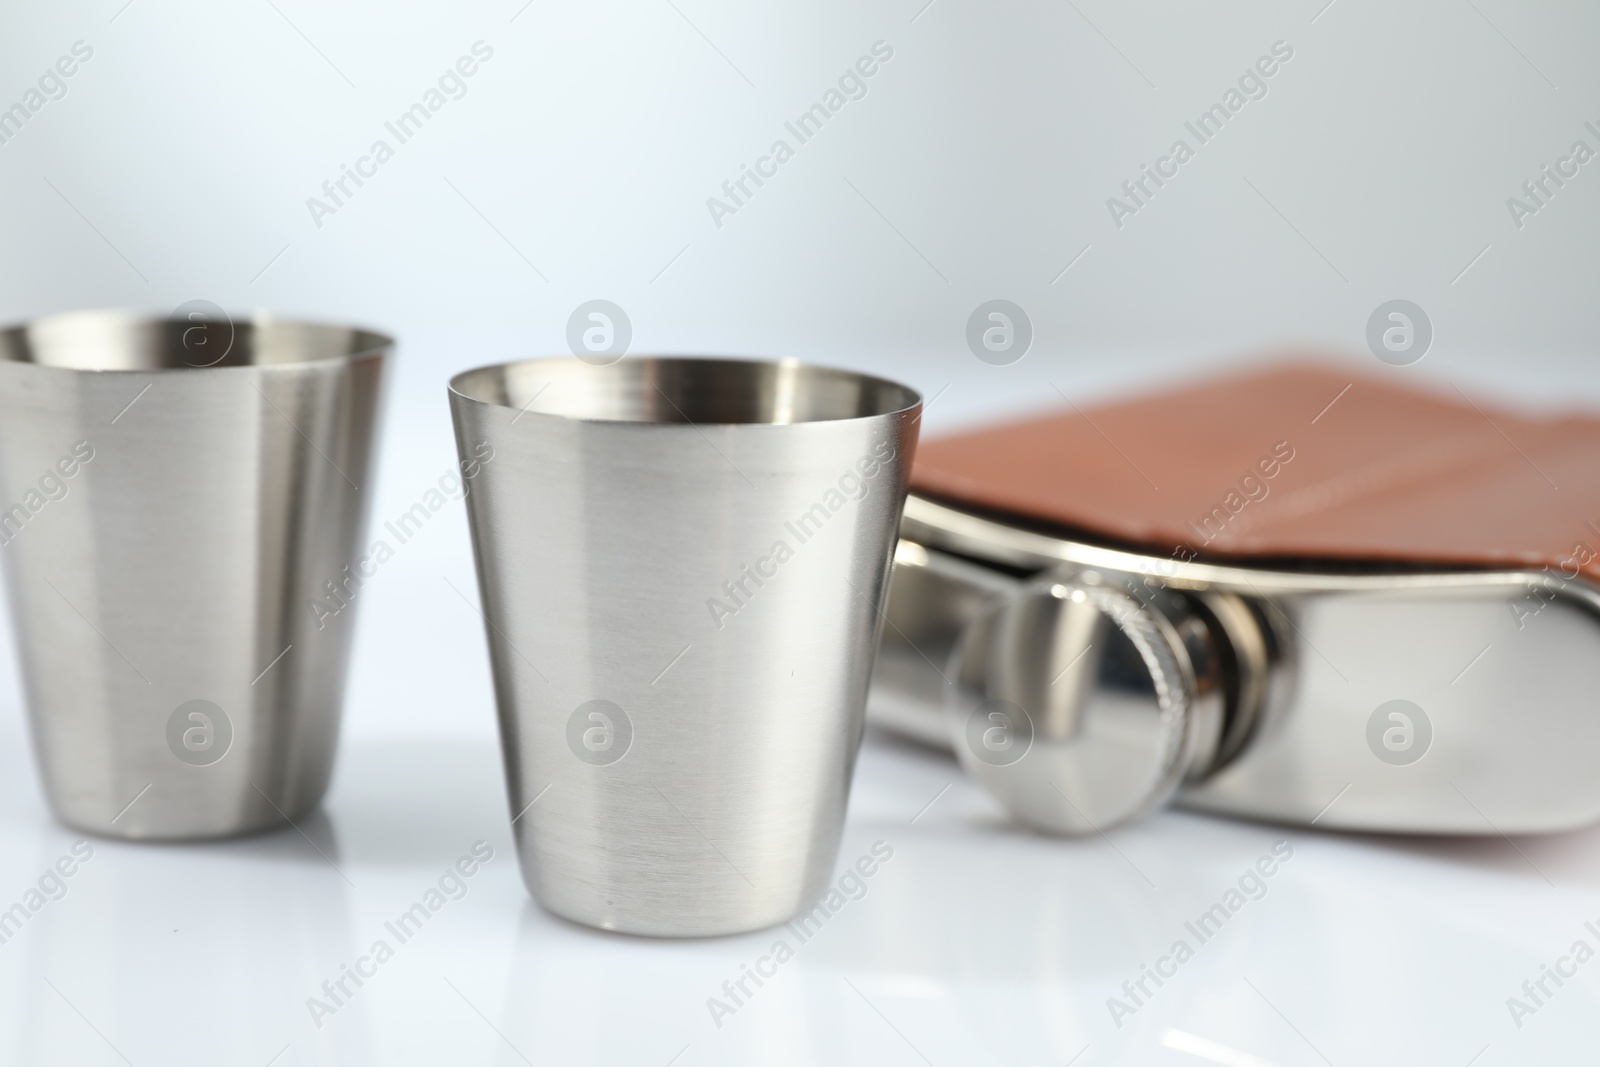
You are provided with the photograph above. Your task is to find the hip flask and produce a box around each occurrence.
[868,364,1600,835]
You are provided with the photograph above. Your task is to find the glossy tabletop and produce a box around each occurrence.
[1,568,1595,1066]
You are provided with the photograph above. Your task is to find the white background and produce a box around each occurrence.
[1,0,1598,1063]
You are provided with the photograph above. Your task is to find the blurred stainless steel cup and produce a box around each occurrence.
[449,357,920,936]
[0,309,389,840]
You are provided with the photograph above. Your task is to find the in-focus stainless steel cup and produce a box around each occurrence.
[0,309,389,840]
[449,357,921,936]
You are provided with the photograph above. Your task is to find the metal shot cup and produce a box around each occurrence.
[448,357,921,936]
[0,309,389,840]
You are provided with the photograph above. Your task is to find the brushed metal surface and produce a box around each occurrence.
[871,494,1600,834]
[0,310,389,840]
[449,356,920,936]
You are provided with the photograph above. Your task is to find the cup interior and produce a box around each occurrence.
[0,309,391,371]
[450,357,921,425]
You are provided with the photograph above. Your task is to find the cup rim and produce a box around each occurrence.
[0,308,394,372]
[448,355,923,427]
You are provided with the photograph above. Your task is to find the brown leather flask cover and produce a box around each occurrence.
[912,363,1600,583]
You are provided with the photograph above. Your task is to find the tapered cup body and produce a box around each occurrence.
[449,357,920,936]
[0,310,389,839]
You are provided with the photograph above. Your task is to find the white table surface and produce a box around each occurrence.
[3,0,1599,1060]
[1,551,1596,1067]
